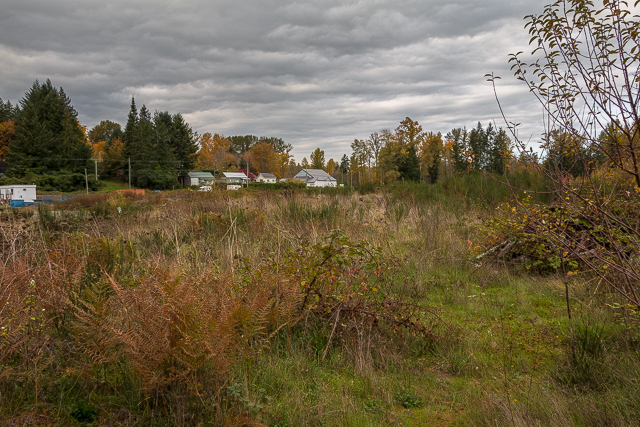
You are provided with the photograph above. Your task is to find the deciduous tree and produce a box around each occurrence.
[88,120,122,145]
[325,158,338,176]
[0,119,16,161]
[196,133,231,171]
[251,142,279,176]
[351,139,372,182]
[419,132,443,183]
[490,0,640,309]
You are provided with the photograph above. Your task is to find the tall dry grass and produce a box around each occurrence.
[3,180,635,426]
[1,187,464,425]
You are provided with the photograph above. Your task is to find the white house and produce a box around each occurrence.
[0,185,37,204]
[293,169,337,188]
[256,173,277,183]
[219,172,249,185]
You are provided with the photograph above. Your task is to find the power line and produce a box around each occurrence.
[12,157,186,165]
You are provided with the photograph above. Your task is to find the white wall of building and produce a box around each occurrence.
[0,185,37,202]
[309,180,336,188]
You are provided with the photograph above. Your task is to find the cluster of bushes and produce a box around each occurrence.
[0,172,102,192]
[248,180,307,190]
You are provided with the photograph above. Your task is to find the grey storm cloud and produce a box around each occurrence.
[1,0,545,161]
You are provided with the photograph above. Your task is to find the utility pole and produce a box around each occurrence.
[128,158,131,189]
[85,169,89,194]
[94,159,98,180]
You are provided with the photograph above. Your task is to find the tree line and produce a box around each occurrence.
[0,81,296,189]
[301,117,512,185]
[1,79,623,191]
[310,116,627,186]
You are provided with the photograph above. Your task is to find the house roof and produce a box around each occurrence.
[0,184,37,189]
[187,171,214,179]
[258,173,277,179]
[223,172,249,179]
[294,169,337,182]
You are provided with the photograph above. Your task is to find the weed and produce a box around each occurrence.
[70,401,98,423]
[554,321,609,388]
[394,389,422,409]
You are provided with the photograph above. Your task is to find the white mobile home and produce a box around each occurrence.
[0,185,37,204]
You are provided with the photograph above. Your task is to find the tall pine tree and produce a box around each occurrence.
[122,97,198,188]
[488,129,511,175]
[468,122,489,171]
[447,128,468,174]
[123,97,139,161]
[8,80,91,176]
[398,144,420,181]
[170,113,198,172]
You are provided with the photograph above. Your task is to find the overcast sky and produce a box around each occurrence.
[0,0,546,162]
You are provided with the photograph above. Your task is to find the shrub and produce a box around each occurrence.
[0,172,102,192]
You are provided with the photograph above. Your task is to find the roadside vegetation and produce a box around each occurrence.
[1,170,638,426]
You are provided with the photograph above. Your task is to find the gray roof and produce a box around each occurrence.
[187,171,214,179]
[294,169,337,182]
[222,172,249,179]
[258,173,277,179]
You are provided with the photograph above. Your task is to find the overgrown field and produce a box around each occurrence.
[1,177,639,426]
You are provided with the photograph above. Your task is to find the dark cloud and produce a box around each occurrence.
[0,0,546,161]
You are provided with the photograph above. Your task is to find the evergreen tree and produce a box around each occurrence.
[468,122,489,171]
[398,144,420,181]
[0,98,19,121]
[310,147,325,169]
[544,130,592,177]
[260,137,292,155]
[488,129,511,175]
[151,111,176,168]
[229,135,258,154]
[447,128,468,173]
[170,113,198,172]
[122,98,198,188]
[123,97,139,160]
[340,154,350,174]
[427,150,441,183]
[131,105,170,188]
[8,79,91,176]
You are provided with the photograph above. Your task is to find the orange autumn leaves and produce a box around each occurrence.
[196,133,289,178]
[0,119,16,160]
[196,133,235,171]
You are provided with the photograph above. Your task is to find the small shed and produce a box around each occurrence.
[256,173,277,183]
[0,184,37,205]
[179,171,215,187]
[293,169,337,188]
